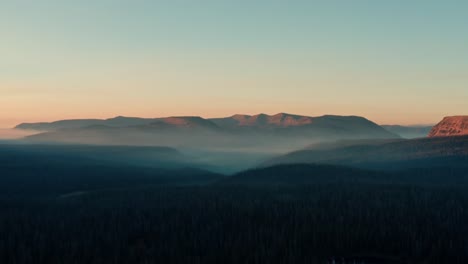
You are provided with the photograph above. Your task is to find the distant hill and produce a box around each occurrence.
[146,116,221,131]
[15,116,219,131]
[428,116,468,137]
[210,113,397,138]
[263,136,468,170]
[381,125,433,139]
[16,118,109,131]
[210,113,314,128]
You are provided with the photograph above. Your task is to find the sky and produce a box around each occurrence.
[1,0,467,127]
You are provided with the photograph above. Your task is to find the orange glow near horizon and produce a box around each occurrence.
[1,1,467,128]
[0,101,446,129]
[1,75,460,128]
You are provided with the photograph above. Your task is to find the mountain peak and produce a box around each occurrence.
[278,112,305,116]
[226,113,369,127]
[231,114,251,118]
[151,116,220,130]
[107,116,140,120]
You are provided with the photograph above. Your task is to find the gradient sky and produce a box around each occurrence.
[1,0,467,127]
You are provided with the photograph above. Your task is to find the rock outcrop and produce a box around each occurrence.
[428,116,468,137]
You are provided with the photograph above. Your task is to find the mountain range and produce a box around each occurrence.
[15,113,399,150]
[16,113,394,132]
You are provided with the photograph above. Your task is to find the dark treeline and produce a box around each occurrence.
[2,181,468,263]
[2,143,468,263]
[0,144,222,197]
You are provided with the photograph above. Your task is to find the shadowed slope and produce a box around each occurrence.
[221,164,385,185]
[264,136,468,170]
[0,143,223,196]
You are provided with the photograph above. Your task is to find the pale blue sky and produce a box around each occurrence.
[1,0,467,127]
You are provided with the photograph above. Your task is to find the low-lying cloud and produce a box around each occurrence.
[0,129,39,140]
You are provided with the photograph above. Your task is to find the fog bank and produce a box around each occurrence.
[0,129,39,140]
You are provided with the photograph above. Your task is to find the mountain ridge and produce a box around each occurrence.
[15,113,390,131]
[15,113,399,148]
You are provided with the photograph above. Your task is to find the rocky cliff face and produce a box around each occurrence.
[428,116,468,137]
